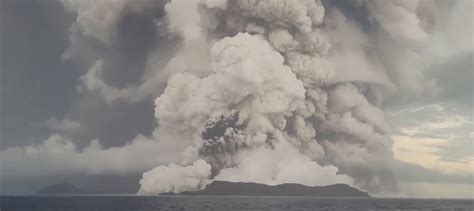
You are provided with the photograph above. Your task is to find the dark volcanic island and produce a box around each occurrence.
[167,181,370,197]
[36,181,370,197]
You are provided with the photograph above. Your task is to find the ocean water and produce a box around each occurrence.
[0,196,472,211]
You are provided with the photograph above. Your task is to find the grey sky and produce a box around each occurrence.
[1,0,77,148]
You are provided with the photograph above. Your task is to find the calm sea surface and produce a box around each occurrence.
[1,196,472,211]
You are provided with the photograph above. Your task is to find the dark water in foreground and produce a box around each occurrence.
[1,196,472,211]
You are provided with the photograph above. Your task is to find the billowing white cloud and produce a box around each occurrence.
[77,59,140,103]
[2,0,471,199]
[139,159,212,194]
[44,117,81,133]
[138,0,439,195]
[0,132,184,180]
[61,0,158,44]
[214,140,353,186]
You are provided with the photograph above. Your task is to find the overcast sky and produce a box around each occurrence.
[0,0,472,198]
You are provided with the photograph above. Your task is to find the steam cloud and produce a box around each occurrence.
[53,0,440,195]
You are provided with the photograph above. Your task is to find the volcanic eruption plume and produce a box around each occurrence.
[62,0,438,195]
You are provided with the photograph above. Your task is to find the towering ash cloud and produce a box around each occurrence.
[58,0,439,195]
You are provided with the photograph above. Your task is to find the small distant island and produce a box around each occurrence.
[36,181,370,197]
[167,181,371,197]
